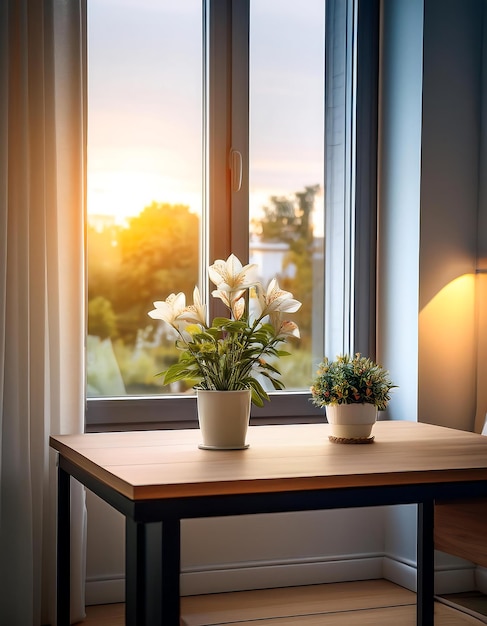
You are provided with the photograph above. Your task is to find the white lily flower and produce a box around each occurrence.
[232,296,245,321]
[148,292,186,327]
[277,319,301,339]
[211,287,246,309]
[211,288,232,309]
[256,278,302,317]
[208,254,259,292]
[178,286,207,326]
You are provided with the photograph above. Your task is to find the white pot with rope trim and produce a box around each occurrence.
[325,403,378,443]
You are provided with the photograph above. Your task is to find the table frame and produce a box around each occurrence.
[55,452,487,625]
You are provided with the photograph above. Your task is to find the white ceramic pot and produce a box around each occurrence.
[325,403,378,441]
[196,389,252,450]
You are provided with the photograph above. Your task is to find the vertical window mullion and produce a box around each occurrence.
[207,0,232,273]
[207,0,250,266]
[324,0,355,358]
[230,1,250,263]
[324,0,378,359]
[207,0,250,323]
[353,0,379,358]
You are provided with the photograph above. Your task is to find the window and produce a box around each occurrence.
[85,0,379,430]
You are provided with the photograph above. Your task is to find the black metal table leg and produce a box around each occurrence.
[417,500,435,625]
[160,518,181,624]
[57,464,71,626]
[126,518,181,625]
[126,518,148,625]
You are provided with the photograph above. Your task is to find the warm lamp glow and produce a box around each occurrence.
[419,274,477,430]
[421,273,475,325]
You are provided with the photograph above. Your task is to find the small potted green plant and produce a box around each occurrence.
[310,353,396,443]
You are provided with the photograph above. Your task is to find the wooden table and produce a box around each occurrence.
[50,420,487,626]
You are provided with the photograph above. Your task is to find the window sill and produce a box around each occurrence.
[85,392,324,432]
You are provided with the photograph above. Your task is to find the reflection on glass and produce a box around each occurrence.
[87,1,202,396]
[249,0,325,390]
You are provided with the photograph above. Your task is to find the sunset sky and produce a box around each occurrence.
[87,0,324,224]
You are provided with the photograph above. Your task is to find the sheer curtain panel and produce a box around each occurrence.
[0,1,87,624]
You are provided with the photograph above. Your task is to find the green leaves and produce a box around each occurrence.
[158,318,292,405]
[162,359,201,387]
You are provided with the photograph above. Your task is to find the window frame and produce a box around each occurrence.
[85,0,379,432]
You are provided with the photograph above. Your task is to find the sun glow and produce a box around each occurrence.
[88,169,202,223]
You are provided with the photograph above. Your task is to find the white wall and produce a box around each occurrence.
[418,0,482,433]
[378,0,485,430]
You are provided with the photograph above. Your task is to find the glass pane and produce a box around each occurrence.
[87,1,202,397]
[249,0,325,390]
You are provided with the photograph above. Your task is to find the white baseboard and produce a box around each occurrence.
[85,576,125,606]
[383,555,477,595]
[383,556,417,591]
[476,567,487,594]
[85,553,383,604]
[181,554,384,596]
[86,554,479,606]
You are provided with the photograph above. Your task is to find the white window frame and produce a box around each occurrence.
[85,0,379,432]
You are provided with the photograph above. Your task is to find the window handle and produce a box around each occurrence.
[230,149,242,192]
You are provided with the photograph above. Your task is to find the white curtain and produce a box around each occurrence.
[0,1,87,624]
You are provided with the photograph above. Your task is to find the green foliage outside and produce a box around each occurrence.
[257,185,320,348]
[88,296,117,340]
[87,189,321,396]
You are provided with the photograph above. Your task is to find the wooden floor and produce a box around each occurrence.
[81,579,486,625]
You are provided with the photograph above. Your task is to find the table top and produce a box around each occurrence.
[49,421,487,501]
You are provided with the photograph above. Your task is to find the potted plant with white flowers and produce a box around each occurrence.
[148,254,301,449]
[310,353,396,443]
